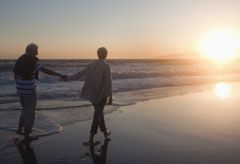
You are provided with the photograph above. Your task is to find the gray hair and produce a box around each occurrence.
[25,43,38,55]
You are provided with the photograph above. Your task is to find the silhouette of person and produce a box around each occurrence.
[13,43,66,142]
[89,139,110,164]
[64,47,112,145]
[14,139,38,164]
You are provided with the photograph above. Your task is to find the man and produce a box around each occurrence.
[13,43,65,141]
[65,47,112,145]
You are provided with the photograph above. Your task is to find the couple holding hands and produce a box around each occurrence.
[13,43,112,145]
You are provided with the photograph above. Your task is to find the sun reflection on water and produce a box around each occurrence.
[215,82,231,99]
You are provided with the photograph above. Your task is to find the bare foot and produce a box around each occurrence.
[16,129,24,135]
[22,136,39,143]
[82,140,101,146]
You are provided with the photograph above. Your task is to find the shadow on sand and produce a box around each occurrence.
[14,138,38,164]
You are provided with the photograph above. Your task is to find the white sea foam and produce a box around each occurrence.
[0,110,62,153]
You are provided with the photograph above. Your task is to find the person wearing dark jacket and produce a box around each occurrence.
[13,43,65,141]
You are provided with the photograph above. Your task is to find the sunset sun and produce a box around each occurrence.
[199,27,240,64]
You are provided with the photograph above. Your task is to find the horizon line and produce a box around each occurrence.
[0,58,224,60]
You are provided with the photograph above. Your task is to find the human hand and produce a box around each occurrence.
[60,75,68,81]
[107,97,112,105]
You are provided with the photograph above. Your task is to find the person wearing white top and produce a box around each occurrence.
[64,47,112,145]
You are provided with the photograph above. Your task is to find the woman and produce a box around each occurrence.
[65,47,112,145]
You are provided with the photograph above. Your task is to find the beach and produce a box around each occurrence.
[1,82,240,163]
[2,0,240,163]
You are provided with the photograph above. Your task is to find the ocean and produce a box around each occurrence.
[1,59,240,152]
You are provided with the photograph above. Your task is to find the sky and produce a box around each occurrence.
[0,0,240,59]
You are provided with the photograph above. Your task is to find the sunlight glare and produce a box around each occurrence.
[199,27,240,64]
[215,82,231,99]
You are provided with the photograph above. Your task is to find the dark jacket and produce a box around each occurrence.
[13,54,39,80]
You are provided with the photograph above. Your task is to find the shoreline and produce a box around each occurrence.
[2,82,240,163]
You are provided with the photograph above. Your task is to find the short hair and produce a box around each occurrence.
[97,47,108,59]
[25,43,38,55]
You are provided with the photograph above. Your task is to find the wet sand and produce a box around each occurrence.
[2,82,240,164]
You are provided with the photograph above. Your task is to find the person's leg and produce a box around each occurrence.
[96,98,111,139]
[82,103,101,145]
[30,93,37,132]
[87,98,106,143]
[16,96,25,134]
[89,104,101,141]
[98,98,108,133]
[100,113,111,139]
[99,113,106,132]
[86,98,109,145]
[23,93,37,139]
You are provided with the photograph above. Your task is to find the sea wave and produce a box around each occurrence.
[2,59,240,85]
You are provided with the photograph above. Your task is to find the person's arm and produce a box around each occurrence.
[66,68,87,81]
[106,65,112,105]
[39,67,63,77]
[108,96,112,105]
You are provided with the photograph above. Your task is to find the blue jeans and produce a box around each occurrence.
[90,97,108,135]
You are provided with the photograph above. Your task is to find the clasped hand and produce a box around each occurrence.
[60,75,67,81]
